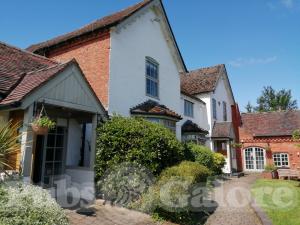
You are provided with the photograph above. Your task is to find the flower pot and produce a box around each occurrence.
[31,124,49,135]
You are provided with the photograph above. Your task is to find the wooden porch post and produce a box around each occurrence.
[226,141,232,174]
[20,105,34,182]
[89,114,97,170]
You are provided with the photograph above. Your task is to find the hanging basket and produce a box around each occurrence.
[31,104,55,136]
[31,124,49,135]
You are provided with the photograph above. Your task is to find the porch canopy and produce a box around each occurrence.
[0,42,107,192]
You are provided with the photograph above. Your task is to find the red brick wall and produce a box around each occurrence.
[239,124,300,171]
[231,104,243,171]
[47,31,111,108]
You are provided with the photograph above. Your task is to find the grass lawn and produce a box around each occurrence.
[252,179,300,225]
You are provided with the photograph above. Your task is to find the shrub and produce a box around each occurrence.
[98,162,155,206]
[131,161,211,225]
[212,153,226,175]
[0,182,69,225]
[0,120,21,170]
[265,164,277,172]
[95,116,184,181]
[184,143,214,169]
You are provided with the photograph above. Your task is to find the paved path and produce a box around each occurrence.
[66,200,175,225]
[205,174,263,225]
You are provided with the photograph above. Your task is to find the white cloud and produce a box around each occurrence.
[228,56,277,67]
[280,0,294,8]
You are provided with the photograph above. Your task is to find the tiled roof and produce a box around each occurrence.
[241,111,300,137]
[130,100,182,120]
[27,0,153,53]
[181,64,225,95]
[0,41,78,106]
[181,120,208,134]
[0,41,57,96]
[212,122,233,138]
[0,62,72,105]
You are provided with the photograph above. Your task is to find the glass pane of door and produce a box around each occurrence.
[42,126,66,188]
[245,148,254,170]
[255,148,265,170]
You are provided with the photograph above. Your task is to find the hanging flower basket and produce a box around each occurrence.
[31,105,56,135]
[31,123,50,135]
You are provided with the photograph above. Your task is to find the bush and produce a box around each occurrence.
[212,153,226,175]
[264,164,277,172]
[98,162,155,206]
[0,182,69,225]
[184,143,225,175]
[95,116,184,181]
[131,161,211,225]
[184,143,214,169]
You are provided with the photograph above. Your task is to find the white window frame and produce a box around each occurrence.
[146,57,159,99]
[184,100,194,117]
[273,153,289,168]
[212,98,217,120]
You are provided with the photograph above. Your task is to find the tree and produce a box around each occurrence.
[245,86,298,112]
[245,102,254,113]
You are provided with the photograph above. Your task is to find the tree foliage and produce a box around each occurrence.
[245,86,298,112]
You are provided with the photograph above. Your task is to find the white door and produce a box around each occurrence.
[244,147,266,171]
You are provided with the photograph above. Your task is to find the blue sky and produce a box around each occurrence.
[1,0,299,112]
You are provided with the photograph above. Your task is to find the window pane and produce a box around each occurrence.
[213,99,217,119]
[184,100,194,117]
[146,59,159,97]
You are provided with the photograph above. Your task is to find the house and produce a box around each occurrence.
[239,111,300,172]
[181,64,240,174]
[27,0,187,139]
[0,41,107,196]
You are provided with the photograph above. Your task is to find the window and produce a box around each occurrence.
[273,153,289,167]
[212,98,217,119]
[147,117,176,133]
[146,58,159,98]
[184,100,194,117]
[223,101,227,121]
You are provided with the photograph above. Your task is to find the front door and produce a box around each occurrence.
[41,126,67,188]
[244,147,265,171]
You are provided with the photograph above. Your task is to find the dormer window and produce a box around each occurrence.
[146,57,159,98]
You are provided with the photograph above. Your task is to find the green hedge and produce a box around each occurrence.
[95,116,184,181]
[131,161,211,225]
[184,143,225,175]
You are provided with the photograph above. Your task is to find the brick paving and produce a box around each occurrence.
[205,174,263,225]
[66,200,174,225]
[66,174,263,225]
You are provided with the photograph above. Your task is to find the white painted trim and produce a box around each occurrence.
[243,147,266,172]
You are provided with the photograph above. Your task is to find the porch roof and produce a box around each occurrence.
[130,100,182,120]
[212,122,234,139]
[181,120,208,134]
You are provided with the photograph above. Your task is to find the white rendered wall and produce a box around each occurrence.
[179,94,209,132]
[109,7,182,139]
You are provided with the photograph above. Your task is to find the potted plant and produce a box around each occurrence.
[262,164,278,179]
[31,116,56,135]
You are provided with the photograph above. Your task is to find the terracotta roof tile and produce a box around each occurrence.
[212,122,233,138]
[27,0,153,53]
[181,120,208,134]
[0,62,71,105]
[241,111,300,137]
[0,42,57,96]
[181,64,225,95]
[130,100,182,120]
